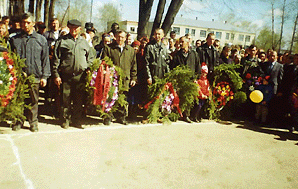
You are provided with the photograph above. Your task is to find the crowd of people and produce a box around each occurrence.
[1,14,298,133]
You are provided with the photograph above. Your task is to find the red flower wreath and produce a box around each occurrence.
[0,52,18,107]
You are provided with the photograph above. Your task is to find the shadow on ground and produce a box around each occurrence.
[234,120,298,143]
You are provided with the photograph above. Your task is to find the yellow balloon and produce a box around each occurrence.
[250,90,263,103]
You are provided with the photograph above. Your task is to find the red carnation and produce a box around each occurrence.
[245,73,251,79]
[6,58,13,65]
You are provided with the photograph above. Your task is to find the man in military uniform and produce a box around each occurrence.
[10,13,51,132]
[52,19,95,129]
[102,30,137,125]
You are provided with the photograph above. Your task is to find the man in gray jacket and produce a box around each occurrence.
[145,28,170,84]
[52,19,94,129]
[10,13,51,132]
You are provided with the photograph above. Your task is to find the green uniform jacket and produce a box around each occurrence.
[102,43,137,90]
[52,33,94,78]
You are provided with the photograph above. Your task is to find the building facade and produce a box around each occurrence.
[116,17,256,49]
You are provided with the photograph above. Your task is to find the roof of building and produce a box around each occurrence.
[172,17,255,35]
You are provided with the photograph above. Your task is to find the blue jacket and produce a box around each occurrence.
[10,31,51,82]
[257,84,274,103]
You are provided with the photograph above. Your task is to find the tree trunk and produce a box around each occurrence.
[44,0,49,28]
[9,0,13,17]
[9,0,25,16]
[271,2,275,49]
[137,0,154,40]
[150,0,166,38]
[161,0,184,36]
[48,0,57,26]
[36,0,43,21]
[28,0,35,14]
[278,0,286,53]
[290,12,298,54]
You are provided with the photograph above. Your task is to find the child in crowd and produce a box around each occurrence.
[192,63,210,122]
[255,76,274,125]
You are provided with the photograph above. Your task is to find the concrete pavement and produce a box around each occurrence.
[0,118,298,189]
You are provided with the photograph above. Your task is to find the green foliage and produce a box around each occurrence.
[234,91,247,104]
[209,63,244,120]
[56,0,90,26]
[97,3,122,32]
[0,39,34,123]
[255,26,285,51]
[146,66,198,123]
[213,63,243,91]
[85,56,127,118]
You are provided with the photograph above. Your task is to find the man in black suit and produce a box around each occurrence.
[264,51,283,95]
[196,33,219,84]
[264,51,283,125]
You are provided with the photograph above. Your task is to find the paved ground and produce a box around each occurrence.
[0,116,298,189]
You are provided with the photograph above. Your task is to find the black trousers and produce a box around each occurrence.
[61,73,85,121]
[19,82,39,126]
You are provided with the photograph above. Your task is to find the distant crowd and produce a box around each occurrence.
[1,14,298,133]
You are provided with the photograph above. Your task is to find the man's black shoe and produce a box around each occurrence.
[61,119,69,129]
[184,116,192,123]
[73,121,84,129]
[29,125,38,132]
[12,123,22,131]
[289,126,295,133]
[103,117,111,125]
[117,118,128,125]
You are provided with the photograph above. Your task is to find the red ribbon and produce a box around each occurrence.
[93,60,111,112]
[144,82,183,117]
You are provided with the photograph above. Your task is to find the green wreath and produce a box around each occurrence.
[146,66,198,123]
[209,63,246,120]
[85,57,128,118]
[0,39,34,123]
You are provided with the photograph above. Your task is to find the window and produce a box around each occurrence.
[238,34,244,41]
[231,33,235,40]
[226,33,230,40]
[191,29,196,36]
[216,32,222,39]
[173,27,180,35]
[209,31,214,34]
[200,30,206,37]
[130,27,135,32]
[245,35,251,42]
[185,28,190,34]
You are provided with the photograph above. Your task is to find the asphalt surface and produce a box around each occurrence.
[0,117,298,189]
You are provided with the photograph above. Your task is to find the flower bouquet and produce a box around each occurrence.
[212,81,234,110]
[243,73,263,92]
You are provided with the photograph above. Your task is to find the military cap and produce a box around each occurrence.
[67,19,82,27]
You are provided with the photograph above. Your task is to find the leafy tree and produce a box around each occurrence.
[255,26,284,51]
[97,3,122,32]
[56,0,90,26]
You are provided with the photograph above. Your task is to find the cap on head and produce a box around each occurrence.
[67,19,81,27]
